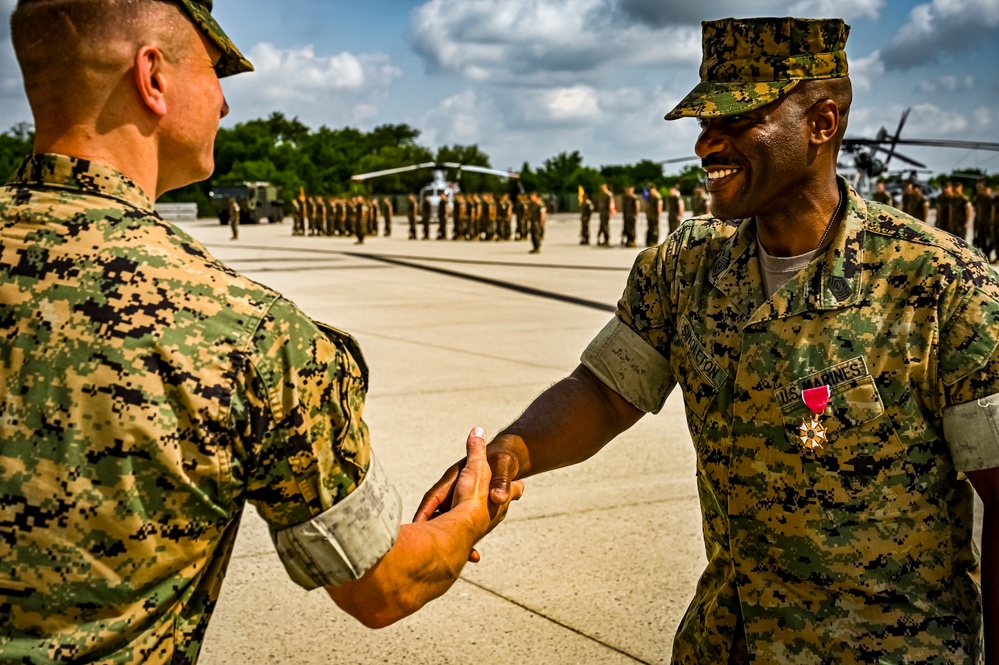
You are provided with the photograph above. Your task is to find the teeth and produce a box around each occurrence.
[707,168,739,180]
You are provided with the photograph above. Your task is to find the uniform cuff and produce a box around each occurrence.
[581,317,673,414]
[943,394,999,472]
[272,454,403,590]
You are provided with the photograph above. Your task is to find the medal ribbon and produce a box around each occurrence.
[802,385,830,415]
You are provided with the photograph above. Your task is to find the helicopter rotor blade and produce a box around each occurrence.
[456,164,521,178]
[881,150,924,169]
[351,162,438,181]
[890,138,999,152]
[883,108,911,169]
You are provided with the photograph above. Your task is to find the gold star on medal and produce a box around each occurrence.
[798,417,827,450]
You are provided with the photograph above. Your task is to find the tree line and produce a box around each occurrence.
[0,114,993,216]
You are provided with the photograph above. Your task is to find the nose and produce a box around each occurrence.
[694,120,724,160]
[220,96,230,119]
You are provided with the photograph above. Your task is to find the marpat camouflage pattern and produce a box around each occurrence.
[583,179,998,662]
[665,17,850,120]
[0,154,378,663]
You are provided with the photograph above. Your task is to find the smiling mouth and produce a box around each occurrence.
[706,168,741,180]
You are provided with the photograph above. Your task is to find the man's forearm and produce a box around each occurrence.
[325,512,476,628]
[492,364,643,480]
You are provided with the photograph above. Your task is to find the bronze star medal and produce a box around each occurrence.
[798,385,831,451]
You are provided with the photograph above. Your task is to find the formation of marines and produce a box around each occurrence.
[283,180,999,264]
[291,190,554,252]
[291,195,393,244]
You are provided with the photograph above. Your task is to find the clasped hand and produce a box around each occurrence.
[415,428,524,562]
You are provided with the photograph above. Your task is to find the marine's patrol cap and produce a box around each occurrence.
[15,0,253,78]
[171,0,253,77]
[664,17,849,120]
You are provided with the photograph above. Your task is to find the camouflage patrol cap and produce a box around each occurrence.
[664,17,849,120]
[15,0,252,77]
[171,0,253,77]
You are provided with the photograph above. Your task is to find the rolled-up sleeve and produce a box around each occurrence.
[581,246,677,414]
[944,396,999,472]
[582,318,673,414]
[230,298,401,588]
[272,453,402,589]
[938,281,999,472]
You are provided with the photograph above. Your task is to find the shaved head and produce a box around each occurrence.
[11,0,193,126]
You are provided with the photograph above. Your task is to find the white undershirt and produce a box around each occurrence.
[757,237,828,299]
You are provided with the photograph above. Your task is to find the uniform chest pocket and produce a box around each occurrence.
[778,377,914,525]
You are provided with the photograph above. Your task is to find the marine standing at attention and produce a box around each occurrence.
[597,182,615,246]
[645,183,663,247]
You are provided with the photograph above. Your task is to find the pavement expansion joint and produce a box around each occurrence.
[457,577,654,665]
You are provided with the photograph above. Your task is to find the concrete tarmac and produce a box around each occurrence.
[180,213,984,665]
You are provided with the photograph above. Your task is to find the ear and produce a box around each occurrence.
[808,98,839,147]
[134,45,168,118]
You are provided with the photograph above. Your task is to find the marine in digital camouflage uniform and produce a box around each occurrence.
[974,181,993,260]
[228,196,239,239]
[579,194,594,245]
[690,186,709,217]
[871,179,894,207]
[951,180,971,242]
[621,186,638,247]
[419,16,999,664]
[901,179,928,223]
[527,192,545,254]
[644,183,663,247]
[406,193,418,239]
[667,186,685,233]
[597,183,615,246]
[937,182,953,233]
[1,2,518,663]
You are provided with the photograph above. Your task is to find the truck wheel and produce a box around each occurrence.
[219,210,229,225]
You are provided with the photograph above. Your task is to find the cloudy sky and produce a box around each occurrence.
[1,0,998,177]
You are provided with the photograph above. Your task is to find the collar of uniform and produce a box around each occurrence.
[813,178,866,310]
[708,176,865,323]
[7,154,155,212]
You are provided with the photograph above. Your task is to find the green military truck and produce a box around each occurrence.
[210,182,285,225]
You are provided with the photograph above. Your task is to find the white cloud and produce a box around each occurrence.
[221,43,401,129]
[789,0,884,19]
[619,0,786,26]
[909,102,971,135]
[410,0,700,85]
[882,0,999,69]
[538,86,603,124]
[847,50,885,91]
[420,90,501,150]
[917,74,976,93]
[973,107,995,127]
[0,36,31,133]
[230,44,401,102]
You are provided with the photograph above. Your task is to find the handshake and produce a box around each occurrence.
[326,426,525,627]
[413,426,525,562]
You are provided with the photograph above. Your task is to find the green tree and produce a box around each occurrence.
[355,143,435,194]
[0,123,33,180]
[517,162,540,193]
[537,150,584,194]
[672,164,706,194]
[437,144,504,193]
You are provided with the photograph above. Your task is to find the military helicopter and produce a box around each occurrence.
[840,108,999,198]
[351,162,520,222]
